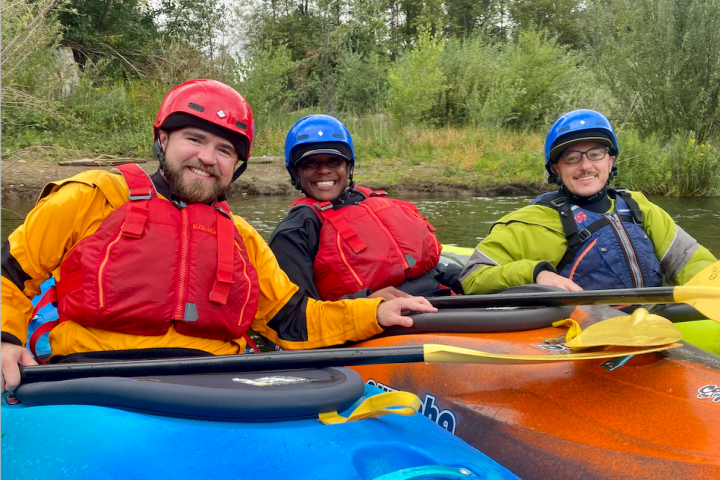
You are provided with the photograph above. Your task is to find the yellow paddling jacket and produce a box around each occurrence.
[1,170,383,358]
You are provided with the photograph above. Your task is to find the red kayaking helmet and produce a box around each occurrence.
[153,79,255,181]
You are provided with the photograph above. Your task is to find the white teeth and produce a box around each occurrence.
[577,175,596,181]
[190,167,211,177]
[315,181,335,187]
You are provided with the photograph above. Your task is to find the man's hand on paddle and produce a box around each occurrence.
[376,296,437,328]
[536,270,584,292]
[1,342,37,393]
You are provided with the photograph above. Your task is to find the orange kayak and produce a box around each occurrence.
[351,305,720,480]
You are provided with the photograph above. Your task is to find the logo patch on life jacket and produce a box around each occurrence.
[574,211,588,223]
[192,224,216,235]
[697,385,720,402]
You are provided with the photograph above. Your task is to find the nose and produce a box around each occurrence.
[577,153,594,169]
[316,162,332,174]
[196,143,217,165]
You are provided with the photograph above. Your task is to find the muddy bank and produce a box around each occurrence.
[1,156,549,202]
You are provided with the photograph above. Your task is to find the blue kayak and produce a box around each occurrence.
[2,365,519,480]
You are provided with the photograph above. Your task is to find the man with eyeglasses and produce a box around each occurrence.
[460,109,716,294]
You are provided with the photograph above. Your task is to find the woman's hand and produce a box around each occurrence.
[368,286,411,301]
[1,342,37,393]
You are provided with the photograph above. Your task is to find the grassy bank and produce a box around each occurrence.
[3,82,719,196]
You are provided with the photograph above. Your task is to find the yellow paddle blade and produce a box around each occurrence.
[318,391,421,425]
[563,308,682,351]
[675,262,720,323]
[422,343,682,365]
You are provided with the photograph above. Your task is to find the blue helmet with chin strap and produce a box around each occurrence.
[284,115,356,190]
[544,109,619,185]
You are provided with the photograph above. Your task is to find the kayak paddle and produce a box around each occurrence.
[429,261,720,322]
[19,342,681,385]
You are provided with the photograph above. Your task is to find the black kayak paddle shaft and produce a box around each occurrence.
[20,345,425,384]
[427,287,677,309]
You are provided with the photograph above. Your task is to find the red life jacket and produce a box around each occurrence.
[291,187,441,301]
[30,164,260,359]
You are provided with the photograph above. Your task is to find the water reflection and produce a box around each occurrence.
[3,194,719,257]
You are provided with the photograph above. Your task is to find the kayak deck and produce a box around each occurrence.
[351,305,720,480]
[2,384,519,480]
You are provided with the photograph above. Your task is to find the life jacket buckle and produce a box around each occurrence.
[129,188,153,201]
[578,228,592,242]
[550,197,566,208]
[315,202,333,212]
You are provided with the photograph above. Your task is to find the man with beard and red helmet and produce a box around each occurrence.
[0,80,435,393]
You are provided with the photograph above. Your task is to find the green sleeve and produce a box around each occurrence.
[631,191,717,285]
[460,206,567,294]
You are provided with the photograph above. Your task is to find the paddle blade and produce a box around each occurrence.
[564,308,682,350]
[674,262,720,324]
[422,343,682,365]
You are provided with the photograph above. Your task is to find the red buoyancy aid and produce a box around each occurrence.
[291,187,441,301]
[43,164,260,346]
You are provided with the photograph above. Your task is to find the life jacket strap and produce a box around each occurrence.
[115,164,156,239]
[314,204,368,254]
[28,284,60,364]
[209,208,236,305]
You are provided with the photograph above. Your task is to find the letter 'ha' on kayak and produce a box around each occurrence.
[2,367,520,480]
[346,245,720,479]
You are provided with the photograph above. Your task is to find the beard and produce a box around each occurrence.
[163,160,229,204]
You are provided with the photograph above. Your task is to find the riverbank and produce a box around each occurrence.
[1,155,550,202]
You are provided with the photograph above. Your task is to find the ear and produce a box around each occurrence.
[158,130,169,150]
[550,162,559,175]
[609,156,616,172]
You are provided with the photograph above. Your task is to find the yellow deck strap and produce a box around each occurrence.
[552,318,583,344]
[555,309,682,351]
[318,391,421,425]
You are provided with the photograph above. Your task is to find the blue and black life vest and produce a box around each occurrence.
[532,188,663,290]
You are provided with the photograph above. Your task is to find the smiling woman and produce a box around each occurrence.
[268,114,464,305]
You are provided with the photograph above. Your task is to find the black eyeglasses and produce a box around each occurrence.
[560,147,609,165]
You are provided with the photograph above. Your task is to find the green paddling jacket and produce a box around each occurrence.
[460,189,717,294]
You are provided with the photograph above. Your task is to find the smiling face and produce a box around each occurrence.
[295,153,351,202]
[551,141,615,197]
[159,127,238,204]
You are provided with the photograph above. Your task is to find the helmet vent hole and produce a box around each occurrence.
[332,133,344,139]
[297,134,309,140]
[558,126,571,133]
[188,103,205,112]
[235,121,247,130]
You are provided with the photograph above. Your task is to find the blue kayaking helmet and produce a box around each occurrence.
[285,115,356,190]
[544,109,619,185]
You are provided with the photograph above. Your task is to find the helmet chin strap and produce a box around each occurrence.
[152,139,166,173]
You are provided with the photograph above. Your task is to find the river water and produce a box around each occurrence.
[2,195,719,256]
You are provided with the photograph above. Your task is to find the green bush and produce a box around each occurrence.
[387,28,446,124]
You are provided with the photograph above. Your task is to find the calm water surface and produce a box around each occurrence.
[3,195,719,256]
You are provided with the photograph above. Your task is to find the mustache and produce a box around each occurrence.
[574,170,598,178]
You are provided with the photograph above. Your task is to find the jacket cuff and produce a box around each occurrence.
[533,261,557,282]
[2,332,23,346]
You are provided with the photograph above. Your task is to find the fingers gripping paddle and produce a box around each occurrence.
[428,261,720,323]
[19,343,682,385]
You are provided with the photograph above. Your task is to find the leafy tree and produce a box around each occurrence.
[585,0,720,140]
[57,0,159,78]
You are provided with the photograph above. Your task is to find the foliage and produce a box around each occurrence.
[237,42,295,117]
[1,0,65,129]
[387,28,446,124]
[57,0,159,79]
[585,0,720,141]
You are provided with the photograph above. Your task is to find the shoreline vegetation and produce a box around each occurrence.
[2,0,719,199]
